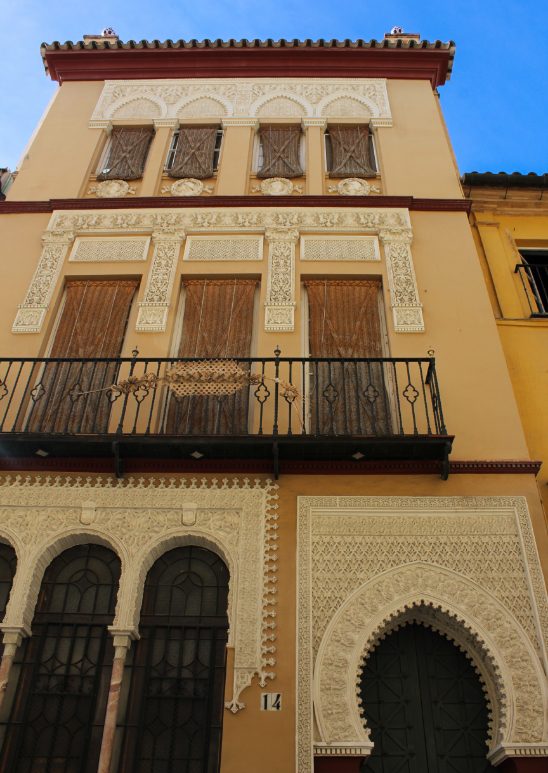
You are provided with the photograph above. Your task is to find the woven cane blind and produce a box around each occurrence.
[328,125,376,178]
[257,125,303,179]
[98,127,154,181]
[168,126,219,179]
[304,279,390,434]
[27,280,138,433]
[166,279,258,434]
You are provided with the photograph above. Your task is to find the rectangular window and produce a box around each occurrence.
[165,278,259,435]
[166,126,222,178]
[303,278,391,435]
[97,127,154,181]
[257,125,304,178]
[516,249,548,316]
[26,279,138,433]
[325,125,377,178]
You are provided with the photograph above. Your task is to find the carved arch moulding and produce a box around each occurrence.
[0,475,279,713]
[297,496,548,772]
[90,78,392,127]
[13,206,422,334]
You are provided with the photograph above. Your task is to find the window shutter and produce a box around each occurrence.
[98,127,154,180]
[168,126,219,179]
[328,125,376,178]
[257,125,303,178]
[26,279,138,434]
[304,279,390,435]
[166,278,258,434]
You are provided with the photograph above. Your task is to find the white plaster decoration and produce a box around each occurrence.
[221,118,259,128]
[90,79,392,126]
[253,178,303,196]
[135,231,184,333]
[12,231,74,334]
[183,235,263,262]
[153,118,179,129]
[379,229,424,333]
[163,178,212,197]
[300,235,380,262]
[488,744,548,763]
[296,497,548,772]
[328,178,381,196]
[301,118,327,129]
[88,180,136,198]
[264,228,299,333]
[68,236,150,263]
[0,475,279,713]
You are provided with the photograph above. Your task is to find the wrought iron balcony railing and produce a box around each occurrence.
[0,354,451,476]
[515,263,548,316]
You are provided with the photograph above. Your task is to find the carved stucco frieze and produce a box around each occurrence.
[297,496,548,770]
[264,227,299,332]
[13,231,74,334]
[0,475,278,713]
[135,231,183,332]
[91,78,392,126]
[19,207,423,335]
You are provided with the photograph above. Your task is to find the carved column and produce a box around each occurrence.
[97,630,135,773]
[136,230,184,332]
[264,227,299,332]
[379,229,424,333]
[0,626,26,711]
[13,230,75,333]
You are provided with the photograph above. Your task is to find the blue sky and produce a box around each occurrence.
[1,1,546,174]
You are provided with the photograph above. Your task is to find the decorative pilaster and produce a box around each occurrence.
[264,227,299,332]
[97,630,135,773]
[0,626,27,711]
[13,230,74,333]
[135,230,184,332]
[379,229,424,333]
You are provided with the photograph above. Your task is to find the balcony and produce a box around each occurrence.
[515,262,548,316]
[0,354,452,478]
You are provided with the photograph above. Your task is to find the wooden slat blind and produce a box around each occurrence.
[257,125,303,179]
[97,127,154,181]
[304,279,390,435]
[167,279,258,434]
[168,126,219,179]
[27,279,138,433]
[328,125,376,178]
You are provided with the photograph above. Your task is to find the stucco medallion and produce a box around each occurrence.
[89,179,136,198]
[169,178,209,196]
[258,177,301,196]
[330,178,381,196]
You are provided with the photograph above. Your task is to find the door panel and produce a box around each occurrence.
[360,624,494,773]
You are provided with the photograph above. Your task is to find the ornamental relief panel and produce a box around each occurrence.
[297,497,548,771]
[0,475,278,713]
[15,207,421,334]
[90,78,392,126]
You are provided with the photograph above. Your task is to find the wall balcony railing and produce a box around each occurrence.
[515,263,548,316]
[0,353,452,477]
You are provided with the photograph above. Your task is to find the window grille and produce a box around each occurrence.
[324,126,378,177]
[166,128,223,174]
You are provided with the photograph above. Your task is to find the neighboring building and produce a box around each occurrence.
[463,171,548,517]
[0,29,547,773]
[0,168,13,200]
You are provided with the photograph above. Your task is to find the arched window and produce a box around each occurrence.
[0,542,17,621]
[116,545,229,772]
[360,623,495,772]
[0,543,121,772]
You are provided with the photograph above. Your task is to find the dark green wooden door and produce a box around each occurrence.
[360,623,495,773]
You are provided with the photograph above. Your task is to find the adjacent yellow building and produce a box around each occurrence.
[0,29,546,773]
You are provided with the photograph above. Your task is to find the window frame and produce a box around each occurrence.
[323,124,379,178]
[165,126,224,175]
[252,124,306,177]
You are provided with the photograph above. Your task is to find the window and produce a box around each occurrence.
[97,127,154,181]
[256,125,304,178]
[166,126,223,179]
[325,125,377,178]
[516,249,548,316]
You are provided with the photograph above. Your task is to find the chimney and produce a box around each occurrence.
[83,27,119,45]
[384,26,421,43]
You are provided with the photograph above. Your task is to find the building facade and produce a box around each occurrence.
[0,30,547,773]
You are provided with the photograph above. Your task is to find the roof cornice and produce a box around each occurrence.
[41,38,455,87]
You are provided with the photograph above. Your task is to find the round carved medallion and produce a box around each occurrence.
[337,178,378,196]
[260,177,294,196]
[94,179,132,198]
[170,178,205,196]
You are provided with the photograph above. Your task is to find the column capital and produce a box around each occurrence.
[151,229,185,243]
[302,118,327,129]
[153,118,179,129]
[265,227,300,243]
[222,117,259,129]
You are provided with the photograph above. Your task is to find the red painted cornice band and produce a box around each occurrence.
[0,195,472,215]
